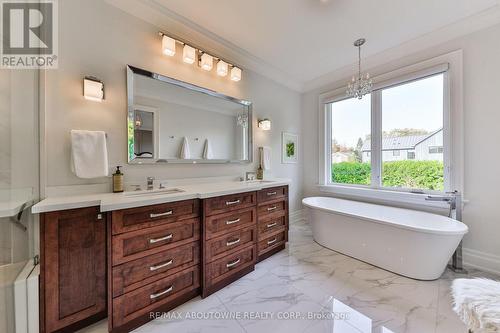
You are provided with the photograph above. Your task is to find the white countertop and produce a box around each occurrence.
[0,188,34,218]
[32,179,291,214]
[0,199,33,218]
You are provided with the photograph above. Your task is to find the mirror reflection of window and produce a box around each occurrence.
[133,110,154,159]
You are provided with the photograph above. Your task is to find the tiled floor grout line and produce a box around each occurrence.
[214,293,249,333]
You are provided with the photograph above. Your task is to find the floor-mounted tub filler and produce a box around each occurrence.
[302,197,468,280]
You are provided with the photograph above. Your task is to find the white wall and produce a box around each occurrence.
[43,0,303,210]
[302,23,500,273]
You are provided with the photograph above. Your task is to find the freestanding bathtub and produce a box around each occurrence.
[302,197,468,280]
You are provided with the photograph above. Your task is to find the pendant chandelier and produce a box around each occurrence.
[346,38,372,100]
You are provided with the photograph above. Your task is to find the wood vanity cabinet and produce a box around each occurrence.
[39,185,289,332]
[107,199,201,333]
[256,186,289,261]
[40,207,107,333]
[201,191,258,297]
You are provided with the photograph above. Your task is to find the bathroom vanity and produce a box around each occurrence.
[35,180,289,333]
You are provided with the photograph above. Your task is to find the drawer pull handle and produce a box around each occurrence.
[226,218,241,225]
[267,237,278,245]
[267,192,277,196]
[149,233,173,244]
[226,258,241,268]
[226,199,241,206]
[226,238,241,246]
[267,206,278,211]
[150,285,173,299]
[267,222,278,228]
[149,259,173,271]
[150,210,173,218]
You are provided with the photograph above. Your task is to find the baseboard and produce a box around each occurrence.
[290,209,305,224]
[463,248,500,276]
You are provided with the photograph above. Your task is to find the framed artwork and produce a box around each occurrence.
[281,132,298,164]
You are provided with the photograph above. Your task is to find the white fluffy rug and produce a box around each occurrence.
[452,278,500,332]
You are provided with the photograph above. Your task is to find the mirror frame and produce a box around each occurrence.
[127,65,253,164]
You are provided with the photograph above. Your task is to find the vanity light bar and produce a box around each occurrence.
[158,32,242,81]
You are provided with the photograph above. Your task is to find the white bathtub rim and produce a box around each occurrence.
[302,196,468,236]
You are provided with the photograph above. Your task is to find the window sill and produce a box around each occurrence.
[317,184,454,209]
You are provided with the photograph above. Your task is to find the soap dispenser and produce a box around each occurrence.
[113,166,124,193]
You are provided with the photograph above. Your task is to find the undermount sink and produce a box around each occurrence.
[124,188,185,197]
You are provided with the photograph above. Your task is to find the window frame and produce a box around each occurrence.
[429,146,444,154]
[318,51,464,206]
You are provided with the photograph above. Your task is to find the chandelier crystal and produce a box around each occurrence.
[346,38,372,100]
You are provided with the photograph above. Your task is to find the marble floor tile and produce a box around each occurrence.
[78,220,499,333]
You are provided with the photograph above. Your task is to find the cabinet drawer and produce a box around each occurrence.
[258,213,286,238]
[205,226,256,263]
[112,218,200,265]
[204,192,256,216]
[112,242,200,297]
[112,199,200,235]
[258,230,286,256]
[205,207,256,240]
[257,199,286,217]
[205,245,256,288]
[257,186,287,203]
[112,266,200,328]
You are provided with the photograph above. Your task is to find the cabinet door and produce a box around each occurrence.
[41,207,106,333]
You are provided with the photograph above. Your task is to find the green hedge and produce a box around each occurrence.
[332,161,444,191]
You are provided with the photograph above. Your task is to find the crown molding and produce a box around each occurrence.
[104,0,304,92]
[303,4,500,92]
[106,0,500,94]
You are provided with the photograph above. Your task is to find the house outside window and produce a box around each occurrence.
[407,151,416,160]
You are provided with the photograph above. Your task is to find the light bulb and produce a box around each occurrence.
[200,53,213,71]
[231,67,242,82]
[217,60,228,77]
[183,45,196,64]
[161,35,175,56]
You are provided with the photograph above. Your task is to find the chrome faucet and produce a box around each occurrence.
[425,191,462,220]
[425,191,465,273]
[147,177,155,190]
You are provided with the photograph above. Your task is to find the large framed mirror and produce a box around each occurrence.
[127,65,253,164]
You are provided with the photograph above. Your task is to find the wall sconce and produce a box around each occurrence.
[258,119,271,131]
[83,77,104,102]
[217,60,228,77]
[162,35,176,56]
[231,67,242,82]
[183,45,196,64]
[200,53,213,71]
[159,31,242,82]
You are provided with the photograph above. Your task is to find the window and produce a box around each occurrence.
[324,69,449,193]
[429,146,444,154]
[329,95,371,185]
[381,74,444,191]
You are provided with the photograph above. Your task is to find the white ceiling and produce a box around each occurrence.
[108,0,500,91]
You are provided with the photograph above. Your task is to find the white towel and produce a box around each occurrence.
[179,137,190,159]
[70,130,109,178]
[261,146,272,170]
[203,139,213,159]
